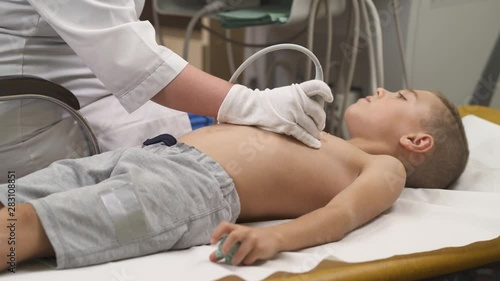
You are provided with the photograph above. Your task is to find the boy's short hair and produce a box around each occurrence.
[405,91,469,189]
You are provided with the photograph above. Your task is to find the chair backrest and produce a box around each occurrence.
[0,75,100,183]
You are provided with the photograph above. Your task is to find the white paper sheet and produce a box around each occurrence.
[4,115,500,281]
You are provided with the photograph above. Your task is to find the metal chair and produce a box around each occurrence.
[0,75,100,183]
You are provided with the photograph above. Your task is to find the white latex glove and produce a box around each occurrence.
[217,80,334,149]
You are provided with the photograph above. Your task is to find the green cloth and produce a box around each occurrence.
[217,1,292,28]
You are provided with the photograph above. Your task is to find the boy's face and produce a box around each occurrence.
[345,88,440,142]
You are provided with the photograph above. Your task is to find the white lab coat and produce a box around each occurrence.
[0,0,192,151]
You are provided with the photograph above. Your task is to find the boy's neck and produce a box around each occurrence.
[347,137,396,156]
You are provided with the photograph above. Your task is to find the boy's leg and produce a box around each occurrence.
[0,148,128,205]
[0,148,132,271]
[0,203,54,272]
[20,143,239,269]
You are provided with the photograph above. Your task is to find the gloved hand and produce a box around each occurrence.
[217,80,334,149]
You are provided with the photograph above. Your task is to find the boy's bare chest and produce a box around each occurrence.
[230,138,362,221]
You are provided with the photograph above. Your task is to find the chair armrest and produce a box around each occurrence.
[0,75,80,110]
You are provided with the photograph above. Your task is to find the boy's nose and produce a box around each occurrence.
[375,88,386,98]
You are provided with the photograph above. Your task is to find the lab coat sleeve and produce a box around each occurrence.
[26,0,188,113]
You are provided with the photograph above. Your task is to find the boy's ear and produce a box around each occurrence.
[399,133,434,153]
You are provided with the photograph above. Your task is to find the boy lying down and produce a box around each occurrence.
[0,88,468,271]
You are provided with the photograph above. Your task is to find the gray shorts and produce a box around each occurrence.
[0,142,240,269]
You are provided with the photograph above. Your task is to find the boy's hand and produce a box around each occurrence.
[209,222,282,265]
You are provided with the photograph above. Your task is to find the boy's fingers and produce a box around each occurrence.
[221,231,243,255]
[243,249,260,265]
[230,239,255,265]
[209,251,221,262]
[210,221,235,244]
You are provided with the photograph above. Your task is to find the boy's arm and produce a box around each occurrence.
[209,155,406,265]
